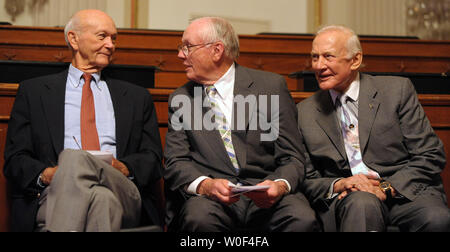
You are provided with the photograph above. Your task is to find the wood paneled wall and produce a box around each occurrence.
[1,25,449,91]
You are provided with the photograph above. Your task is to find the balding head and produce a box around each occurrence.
[311,25,363,92]
[65,9,117,72]
[178,16,239,84]
[189,17,240,61]
[315,25,362,60]
[64,9,116,50]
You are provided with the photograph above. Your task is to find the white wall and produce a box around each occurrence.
[147,0,309,34]
[107,0,128,28]
[0,0,128,28]
[0,0,411,37]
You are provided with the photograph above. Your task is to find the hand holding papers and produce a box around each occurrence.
[228,182,270,197]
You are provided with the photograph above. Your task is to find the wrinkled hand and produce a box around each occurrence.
[197,178,240,205]
[40,166,58,185]
[334,174,385,201]
[245,180,289,209]
[111,158,130,177]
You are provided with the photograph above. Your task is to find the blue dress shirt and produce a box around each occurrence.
[64,64,117,158]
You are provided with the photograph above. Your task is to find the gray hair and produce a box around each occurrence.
[64,14,81,50]
[194,17,240,61]
[316,25,362,59]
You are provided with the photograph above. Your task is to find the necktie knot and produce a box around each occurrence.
[337,94,351,106]
[206,85,217,97]
[83,73,92,86]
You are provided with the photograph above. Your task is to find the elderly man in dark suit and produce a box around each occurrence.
[297,25,450,232]
[164,17,319,232]
[3,9,162,232]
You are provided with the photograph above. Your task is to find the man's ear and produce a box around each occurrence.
[211,42,225,62]
[350,52,363,71]
[67,31,79,51]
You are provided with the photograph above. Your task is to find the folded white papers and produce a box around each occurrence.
[229,182,270,196]
[86,151,113,164]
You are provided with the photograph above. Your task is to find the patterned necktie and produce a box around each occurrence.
[336,95,379,179]
[80,73,100,150]
[206,86,239,173]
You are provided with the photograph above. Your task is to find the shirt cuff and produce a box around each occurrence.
[326,178,343,199]
[274,179,291,193]
[37,173,46,189]
[186,176,210,195]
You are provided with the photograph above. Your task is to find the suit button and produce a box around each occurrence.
[37,193,41,198]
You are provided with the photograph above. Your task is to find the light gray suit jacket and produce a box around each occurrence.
[164,64,305,227]
[297,73,446,209]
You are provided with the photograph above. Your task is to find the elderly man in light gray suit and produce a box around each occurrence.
[164,17,319,232]
[297,25,450,232]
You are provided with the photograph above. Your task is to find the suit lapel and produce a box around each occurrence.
[315,91,348,161]
[232,65,255,131]
[41,70,67,155]
[231,64,255,172]
[106,76,133,158]
[358,74,380,153]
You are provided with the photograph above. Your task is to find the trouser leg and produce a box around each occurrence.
[246,192,321,232]
[85,185,123,232]
[39,149,141,232]
[389,187,450,232]
[335,191,388,232]
[177,196,238,232]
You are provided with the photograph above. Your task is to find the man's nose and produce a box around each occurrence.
[104,37,115,50]
[177,49,186,60]
[313,56,326,70]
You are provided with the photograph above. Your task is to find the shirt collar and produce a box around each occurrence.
[205,63,235,99]
[329,72,360,105]
[68,64,102,89]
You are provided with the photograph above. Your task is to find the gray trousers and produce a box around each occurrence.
[320,190,450,232]
[177,192,321,232]
[36,149,141,232]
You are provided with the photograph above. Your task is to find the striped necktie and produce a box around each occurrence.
[206,86,239,173]
[336,95,379,179]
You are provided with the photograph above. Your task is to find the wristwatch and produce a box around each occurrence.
[379,180,393,202]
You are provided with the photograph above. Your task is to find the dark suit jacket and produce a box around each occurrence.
[297,73,446,209]
[164,64,306,228]
[3,70,163,232]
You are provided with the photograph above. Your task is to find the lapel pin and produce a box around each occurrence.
[369,104,373,109]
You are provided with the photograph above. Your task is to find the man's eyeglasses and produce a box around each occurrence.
[177,42,216,56]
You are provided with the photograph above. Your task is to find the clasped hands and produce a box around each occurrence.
[197,178,289,209]
[334,174,395,201]
[40,157,129,186]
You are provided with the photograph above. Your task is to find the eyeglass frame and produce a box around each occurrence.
[177,42,218,56]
